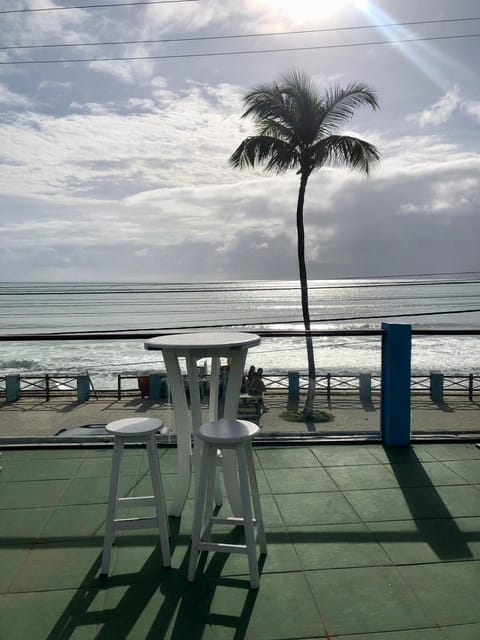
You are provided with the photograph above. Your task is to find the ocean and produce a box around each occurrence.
[1,276,479,389]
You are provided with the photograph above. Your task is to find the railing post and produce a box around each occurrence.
[359,373,372,403]
[77,375,90,402]
[45,374,50,401]
[326,373,331,402]
[469,373,473,401]
[288,371,300,401]
[149,373,162,401]
[117,374,122,400]
[381,323,411,446]
[6,374,20,402]
[430,372,444,402]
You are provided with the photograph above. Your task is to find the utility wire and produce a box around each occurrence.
[2,15,480,50]
[1,278,479,295]
[0,0,199,15]
[21,307,480,336]
[1,32,479,65]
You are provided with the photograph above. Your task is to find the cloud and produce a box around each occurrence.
[0,83,33,107]
[464,101,480,122]
[408,87,461,127]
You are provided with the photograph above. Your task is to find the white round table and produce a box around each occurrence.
[145,331,261,516]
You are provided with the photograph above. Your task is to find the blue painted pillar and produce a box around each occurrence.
[77,375,90,402]
[381,323,412,446]
[6,374,20,402]
[430,372,444,402]
[149,373,162,401]
[288,371,300,401]
[359,373,372,402]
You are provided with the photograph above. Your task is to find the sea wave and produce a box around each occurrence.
[0,359,42,371]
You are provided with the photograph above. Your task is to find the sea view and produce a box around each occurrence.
[1,275,479,389]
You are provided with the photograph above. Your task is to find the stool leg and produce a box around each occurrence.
[101,438,123,575]
[188,441,212,582]
[246,445,267,555]
[203,444,218,542]
[237,444,260,589]
[146,435,171,568]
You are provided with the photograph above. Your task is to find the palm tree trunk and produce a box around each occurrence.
[296,172,316,417]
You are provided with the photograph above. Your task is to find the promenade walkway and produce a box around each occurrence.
[0,442,479,638]
[0,391,479,439]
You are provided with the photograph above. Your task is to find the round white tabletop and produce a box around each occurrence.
[145,331,260,352]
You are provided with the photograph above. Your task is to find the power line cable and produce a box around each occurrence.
[2,32,479,65]
[2,15,480,50]
[0,0,199,15]
[19,307,480,336]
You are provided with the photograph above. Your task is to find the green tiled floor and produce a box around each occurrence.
[0,443,479,639]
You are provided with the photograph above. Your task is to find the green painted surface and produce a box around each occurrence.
[0,442,479,639]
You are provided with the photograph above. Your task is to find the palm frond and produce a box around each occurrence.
[311,135,380,175]
[320,83,379,137]
[229,135,298,173]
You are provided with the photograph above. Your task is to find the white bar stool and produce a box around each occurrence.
[101,417,171,575]
[188,418,267,589]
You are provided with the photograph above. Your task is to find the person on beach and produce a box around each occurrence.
[248,369,267,412]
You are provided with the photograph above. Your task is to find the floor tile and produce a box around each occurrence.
[0,507,53,543]
[256,447,321,469]
[289,522,392,570]
[8,541,103,592]
[76,454,141,478]
[0,449,34,461]
[60,475,137,505]
[108,540,175,582]
[203,528,299,577]
[264,466,337,493]
[443,459,480,484]
[306,566,434,636]
[367,518,478,564]
[0,458,82,482]
[0,479,69,509]
[275,491,360,526]
[442,622,480,639]
[313,445,380,466]
[434,485,480,517]
[399,562,480,626]
[334,630,446,639]
[386,462,468,487]
[343,487,464,522]
[0,546,31,593]
[327,464,399,490]
[209,571,324,639]
[425,444,480,462]
[102,581,211,639]
[0,588,102,639]
[368,446,436,464]
[41,504,107,539]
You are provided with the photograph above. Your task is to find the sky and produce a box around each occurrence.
[1,0,479,282]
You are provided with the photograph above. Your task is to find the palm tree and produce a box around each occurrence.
[230,70,380,418]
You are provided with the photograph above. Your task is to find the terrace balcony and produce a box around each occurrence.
[1,442,479,639]
[1,326,479,638]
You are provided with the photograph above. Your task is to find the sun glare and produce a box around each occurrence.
[259,0,369,21]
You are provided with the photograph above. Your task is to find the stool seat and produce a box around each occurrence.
[198,418,259,445]
[101,417,170,575]
[105,417,163,437]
